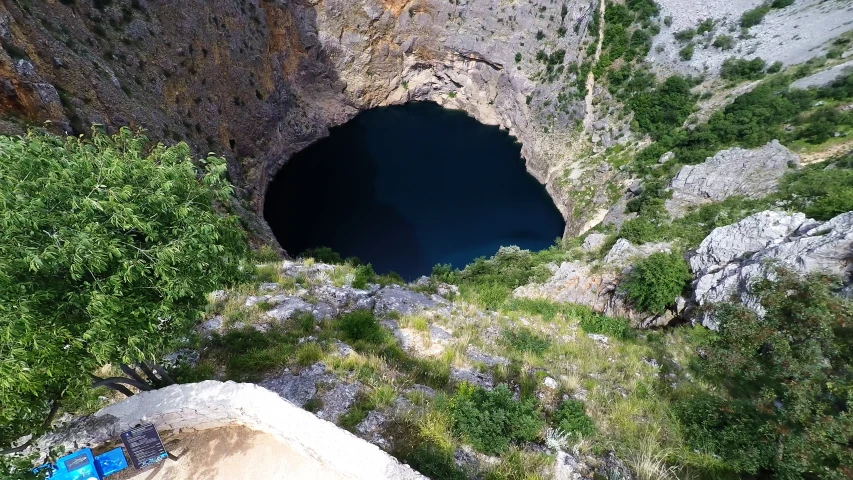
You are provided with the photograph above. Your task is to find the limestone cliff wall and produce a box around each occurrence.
[0,0,604,233]
[0,0,850,238]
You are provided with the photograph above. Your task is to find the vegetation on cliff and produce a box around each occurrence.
[0,129,248,451]
[676,270,853,479]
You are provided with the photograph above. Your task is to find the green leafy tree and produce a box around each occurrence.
[676,270,853,478]
[620,252,690,314]
[628,75,697,139]
[0,128,248,449]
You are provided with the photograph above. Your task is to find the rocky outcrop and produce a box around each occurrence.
[602,238,673,269]
[690,211,853,329]
[514,239,676,327]
[791,58,853,90]
[518,209,853,330]
[665,141,799,218]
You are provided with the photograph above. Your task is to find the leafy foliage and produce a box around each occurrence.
[740,5,769,28]
[455,247,556,309]
[0,129,247,448]
[778,153,853,220]
[621,252,690,314]
[553,399,596,438]
[720,57,767,81]
[301,246,344,264]
[628,75,697,139]
[336,309,385,345]
[712,35,735,50]
[676,270,853,479]
[449,383,543,455]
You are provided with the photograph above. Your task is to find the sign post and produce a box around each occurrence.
[120,424,168,469]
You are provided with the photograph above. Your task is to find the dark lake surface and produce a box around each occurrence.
[264,102,565,279]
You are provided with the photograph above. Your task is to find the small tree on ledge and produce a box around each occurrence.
[0,128,248,451]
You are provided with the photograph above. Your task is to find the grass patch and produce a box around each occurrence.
[502,327,551,356]
[579,314,632,340]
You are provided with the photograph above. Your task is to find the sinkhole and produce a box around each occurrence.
[263,101,566,279]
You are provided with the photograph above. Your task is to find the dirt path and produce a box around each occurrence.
[111,426,348,480]
[799,139,853,165]
[583,0,606,134]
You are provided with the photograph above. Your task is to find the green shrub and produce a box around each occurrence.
[388,418,467,480]
[621,252,690,314]
[206,325,296,381]
[252,245,281,263]
[579,314,632,340]
[679,43,694,61]
[766,60,783,73]
[301,246,343,264]
[770,0,793,8]
[502,327,551,356]
[336,309,384,344]
[778,153,853,220]
[352,263,376,289]
[553,399,596,438]
[504,298,566,322]
[403,441,467,480]
[431,263,461,284]
[449,383,543,455]
[376,271,405,286]
[458,247,553,310]
[696,18,715,35]
[618,217,662,244]
[627,75,697,139]
[673,28,696,42]
[464,282,512,310]
[740,5,770,28]
[339,393,375,431]
[676,270,853,478]
[254,264,279,283]
[626,0,660,20]
[720,57,767,81]
[712,34,735,50]
[628,29,652,58]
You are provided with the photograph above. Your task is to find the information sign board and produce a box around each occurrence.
[120,424,168,469]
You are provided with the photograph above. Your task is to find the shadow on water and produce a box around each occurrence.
[264,102,565,279]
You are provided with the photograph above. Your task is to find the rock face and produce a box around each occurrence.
[690,211,853,329]
[791,58,853,90]
[514,239,674,326]
[602,238,673,269]
[650,0,853,76]
[665,141,799,218]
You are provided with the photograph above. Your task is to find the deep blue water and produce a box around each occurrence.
[263,102,565,279]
